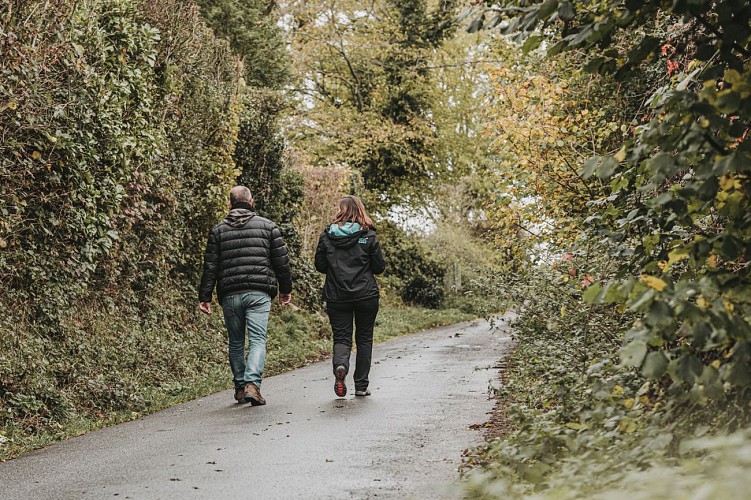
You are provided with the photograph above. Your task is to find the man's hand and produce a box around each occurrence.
[279,293,292,305]
[199,301,212,315]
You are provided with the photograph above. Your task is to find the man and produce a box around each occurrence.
[199,186,292,406]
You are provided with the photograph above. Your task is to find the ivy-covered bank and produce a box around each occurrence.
[0,0,241,458]
[460,0,751,495]
[464,269,751,499]
[0,0,478,461]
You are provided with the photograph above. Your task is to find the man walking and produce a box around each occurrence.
[199,186,292,406]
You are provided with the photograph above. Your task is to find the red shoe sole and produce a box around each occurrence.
[334,367,347,397]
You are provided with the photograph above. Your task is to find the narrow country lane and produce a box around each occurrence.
[0,319,512,499]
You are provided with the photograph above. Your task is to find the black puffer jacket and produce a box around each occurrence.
[199,205,292,302]
[314,223,386,303]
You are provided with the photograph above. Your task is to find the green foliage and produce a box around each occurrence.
[549,1,751,404]
[195,0,289,88]
[0,0,241,453]
[284,0,461,210]
[463,266,751,498]
[379,222,447,308]
[234,89,298,224]
[464,0,751,495]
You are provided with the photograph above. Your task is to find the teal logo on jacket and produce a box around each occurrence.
[358,237,368,244]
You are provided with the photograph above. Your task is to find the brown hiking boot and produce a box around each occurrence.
[244,382,266,406]
[234,387,249,404]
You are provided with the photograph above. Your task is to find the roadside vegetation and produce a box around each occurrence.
[459,0,751,497]
[0,0,486,460]
[3,0,749,494]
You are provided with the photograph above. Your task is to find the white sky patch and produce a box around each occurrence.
[386,203,438,235]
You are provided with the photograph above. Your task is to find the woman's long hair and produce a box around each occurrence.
[332,195,374,230]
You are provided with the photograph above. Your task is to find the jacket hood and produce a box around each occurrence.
[328,222,361,236]
[224,208,256,228]
[326,222,369,249]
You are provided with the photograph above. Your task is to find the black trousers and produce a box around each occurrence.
[326,297,380,391]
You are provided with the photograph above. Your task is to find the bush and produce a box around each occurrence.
[378,222,446,308]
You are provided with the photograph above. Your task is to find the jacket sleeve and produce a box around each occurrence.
[270,225,293,295]
[198,229,219,302]
[370,234,386,275]
[314,232,328,273]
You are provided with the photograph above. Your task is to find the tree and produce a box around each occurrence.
[195,0,289,88]
[283,0,459,211]
[472,0,751,399]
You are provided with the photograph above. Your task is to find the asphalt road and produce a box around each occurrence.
[0,318,512,500]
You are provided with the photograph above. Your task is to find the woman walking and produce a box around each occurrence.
[315,196,386,397]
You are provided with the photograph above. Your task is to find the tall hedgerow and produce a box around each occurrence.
[0,0,240,447]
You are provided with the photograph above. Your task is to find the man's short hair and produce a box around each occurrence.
[229,186,252,206]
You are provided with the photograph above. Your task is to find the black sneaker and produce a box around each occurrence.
[334,365,347,397]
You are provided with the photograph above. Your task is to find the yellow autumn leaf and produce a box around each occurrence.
[711,359,721,369]
[619,418,638,433]
[612,385,624,396]
[7,100,18,110]
[667,247,689,266]
[696,296,709,309]
[32,151,42,160]
[724,299,735,314]
[565,422,586,430]
[623,398,635,409]
[707,254,718,268]
[614,146,626,162]
[640,274,668,291]
[720,174,735,191]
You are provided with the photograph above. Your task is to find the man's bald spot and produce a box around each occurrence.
[230,186,252,206]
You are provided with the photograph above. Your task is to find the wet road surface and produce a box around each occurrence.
[0,319,512,499]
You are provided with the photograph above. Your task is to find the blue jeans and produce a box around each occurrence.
[221,291,272,390]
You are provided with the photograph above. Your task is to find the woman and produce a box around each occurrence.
[315,196,387,397]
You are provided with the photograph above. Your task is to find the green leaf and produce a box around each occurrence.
[596,157,618,179]
[669,354,703,385]
[620,340,647,367]
[546,40,567,56]
[581,155,601,179]
[558,1,575,21]
[720,361,751,387]
[584,57,604,74]
[522,34,544,54]
[642,351,668,378]
[715,90,741,113]
[537,0,559,20]
[626,36,660,65]
[582,283,602,304]
[699,365,724,400]
[467,13,485,33]
[645,300,673,327]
